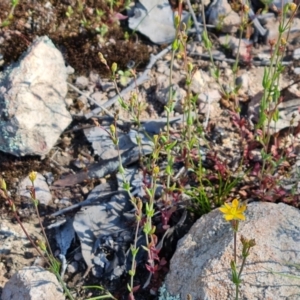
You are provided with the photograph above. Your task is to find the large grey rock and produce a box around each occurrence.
[2,266,64,300]
[165,202,300,299]
[0,36,72,156]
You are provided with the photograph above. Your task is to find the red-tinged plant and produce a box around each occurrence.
[160,206,177,230]
[207,153,229,180]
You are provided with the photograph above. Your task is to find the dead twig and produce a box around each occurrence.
[84,45,172,119]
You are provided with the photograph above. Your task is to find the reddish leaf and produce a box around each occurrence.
[132,285,140,293]
[113,12,128,20]
[128,293,135,300]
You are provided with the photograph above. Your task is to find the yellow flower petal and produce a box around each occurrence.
[239,204,247,213]
[236,213,245,221]
[219,206,230,214]
[225,214,234,221]
[224,203,232,210]
[232,199,239,208]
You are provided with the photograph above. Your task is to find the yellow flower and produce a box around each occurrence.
[280,38,287,46]
[219,199,246,221]
[289,3,297,12]
[28,171,37,183]
[153,165,160,175]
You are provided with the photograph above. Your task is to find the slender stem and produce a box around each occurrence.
[234,230,237,264]
[13,211,44,257]
[238,250,249,278]
[35,205,54,258]
[129,219,141,290]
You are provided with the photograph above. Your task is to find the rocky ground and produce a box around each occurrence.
[1,0,300,299]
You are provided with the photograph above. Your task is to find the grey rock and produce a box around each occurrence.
[208,0,240,33]
[73,188,132,279]
[100,80,114,92]
[128,0,188,45]
[256,52,271,62]
[19,172,52,206]
[156,61,170,75]
[0,36,72,156]
[75,75,89,89]
[156,84,186,113]
[44,172,54,185]
[235,73,249,91]
[294,67,300,75]
[190,70,211,95]
[55,218,75,256]
[249,98,300,134]
[219,35,250,60]
[108,90,117,98]
[293,48,300,60]
[89,71,101,85]
[59,197,72,206]
[67,261,78,274]
[91,91,106,103]
[2,266,64,300]
[165,202,300,299]
[198,90,221,114]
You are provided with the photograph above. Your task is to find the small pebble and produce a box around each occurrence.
[59,197,71,206]
[293,48,300,60]
[293,68,300,75]
[108,91,117,98]
[75,76,89,89]
[65,98,73,107]
[101,81,114,92]
[66,65,75,75]
[67,261,78,274]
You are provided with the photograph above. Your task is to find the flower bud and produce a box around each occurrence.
[289,3,297,12]
[110,124,116,135]
[0,178,7,191]
[29,171,37,183]
[111,62,117,74]
[153,166,160,175]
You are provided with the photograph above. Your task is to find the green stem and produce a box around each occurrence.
[235,283,239,300]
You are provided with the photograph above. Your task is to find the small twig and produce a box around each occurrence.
[50,190,125,217]
[186,0,202,41]
[203,93,211,130]
[84,45,172,119]
[67,82,115,118]
[190,52,293,66]
[174,166,186,180]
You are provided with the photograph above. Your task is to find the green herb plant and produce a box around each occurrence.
[0,174,75,300]
[0,0,19,28]
[219,199,256,299]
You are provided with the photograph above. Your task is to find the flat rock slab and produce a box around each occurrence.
[129,0,175,45]
[0,36,72,156]
[165,202,300,299]
[2,266,64,300]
